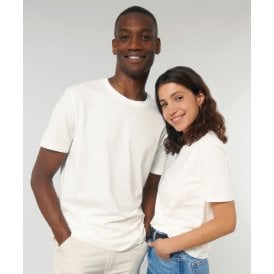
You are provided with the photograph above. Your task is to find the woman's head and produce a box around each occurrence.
[155,66,227,154]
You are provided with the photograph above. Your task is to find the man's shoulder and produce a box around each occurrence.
[67,78,107,95]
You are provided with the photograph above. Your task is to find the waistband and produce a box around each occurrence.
[150,227,169,241]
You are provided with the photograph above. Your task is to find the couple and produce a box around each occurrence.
[31,6,236,274]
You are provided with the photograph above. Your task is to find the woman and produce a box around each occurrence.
[147,66,236,274]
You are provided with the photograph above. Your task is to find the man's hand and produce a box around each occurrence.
[56,229,72,246]
[31,148,71,246]
[144,224,151,241]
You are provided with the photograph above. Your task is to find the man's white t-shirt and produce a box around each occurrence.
[41,79,167,251]
[151,132,234,258]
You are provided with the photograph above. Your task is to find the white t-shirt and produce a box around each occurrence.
[41,79,167,251]
[151,132,234,258]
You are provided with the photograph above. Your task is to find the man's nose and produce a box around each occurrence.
[128,35,142,50]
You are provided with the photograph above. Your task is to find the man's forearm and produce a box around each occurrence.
[31,177,71,245]
[142,189,157,230]
[142,173,161,238]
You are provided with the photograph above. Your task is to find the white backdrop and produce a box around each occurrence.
[24,1,250,273]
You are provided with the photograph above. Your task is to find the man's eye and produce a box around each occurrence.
[118,35,129,41]
[142,35,152,40]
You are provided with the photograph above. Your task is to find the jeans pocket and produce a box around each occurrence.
[153,247,172,262]
[190,257,209,274]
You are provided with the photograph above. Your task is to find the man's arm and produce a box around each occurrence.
[31,147,71,245]
[141,173,161,239]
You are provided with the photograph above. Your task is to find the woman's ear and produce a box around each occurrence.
[197,92,205,107]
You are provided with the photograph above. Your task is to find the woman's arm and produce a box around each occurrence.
[149,201,236,259]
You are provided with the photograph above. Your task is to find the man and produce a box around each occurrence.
[31,6,166,274]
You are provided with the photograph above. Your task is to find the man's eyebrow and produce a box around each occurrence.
[117,28,153,32]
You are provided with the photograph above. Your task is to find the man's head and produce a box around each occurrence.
[112,6,161,78]
[114,6,158,37]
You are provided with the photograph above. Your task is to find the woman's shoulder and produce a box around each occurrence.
[198,131,225,149]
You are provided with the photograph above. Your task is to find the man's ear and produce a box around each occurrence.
[112,39,117,55]
[155,38,161,54]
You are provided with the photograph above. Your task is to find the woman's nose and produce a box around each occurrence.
[166,103,177,116]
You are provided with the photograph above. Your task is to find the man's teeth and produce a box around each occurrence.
[128,56,141,59]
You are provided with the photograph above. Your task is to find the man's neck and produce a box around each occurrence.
[108,75,148,101]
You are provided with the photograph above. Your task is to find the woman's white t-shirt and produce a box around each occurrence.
[151,132,234,258]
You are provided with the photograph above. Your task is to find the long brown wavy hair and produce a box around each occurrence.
[155,66,227,155]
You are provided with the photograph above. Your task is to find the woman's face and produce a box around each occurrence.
[158,82,205,133]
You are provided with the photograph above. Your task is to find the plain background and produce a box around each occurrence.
[24,0,250,273]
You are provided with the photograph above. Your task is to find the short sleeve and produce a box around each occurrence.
[40,89,76,153]
[150,129,168,175]
[199,141,234,202]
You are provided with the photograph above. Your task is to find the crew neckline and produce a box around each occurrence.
[103,79,151,107]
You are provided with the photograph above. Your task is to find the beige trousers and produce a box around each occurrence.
[53,236,147,274]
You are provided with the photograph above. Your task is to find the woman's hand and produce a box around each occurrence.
[148,239,171,259]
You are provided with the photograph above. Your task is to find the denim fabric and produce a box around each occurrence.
[147,229,209,274]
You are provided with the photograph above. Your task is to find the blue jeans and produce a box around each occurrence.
[147,229,209,274]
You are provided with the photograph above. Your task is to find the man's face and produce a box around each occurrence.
[112,12,161,78]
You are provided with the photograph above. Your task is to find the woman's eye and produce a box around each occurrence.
[175,96,183,101]
[160,103,167,109]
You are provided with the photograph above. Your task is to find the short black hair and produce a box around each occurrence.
[114,6,158,36]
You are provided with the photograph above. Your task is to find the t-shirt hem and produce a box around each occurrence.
[150,168,165,176]
[184,249,209,259]
[40,142,69,153]
[206,196,234,202]
[71,232,145,252]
